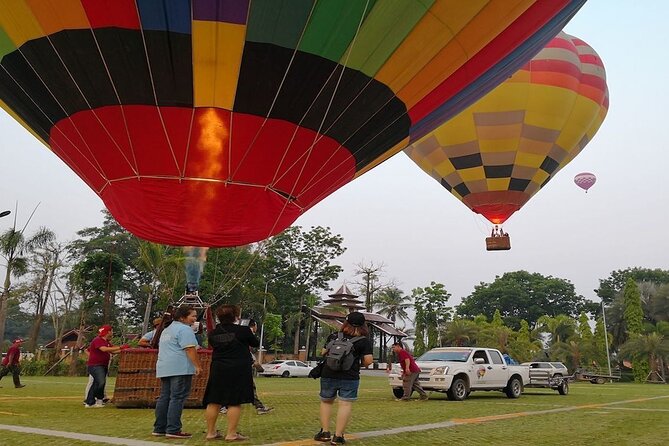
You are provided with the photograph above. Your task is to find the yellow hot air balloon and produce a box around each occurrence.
[405,31,608,249]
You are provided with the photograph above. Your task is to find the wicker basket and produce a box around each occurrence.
[113,348,212,408]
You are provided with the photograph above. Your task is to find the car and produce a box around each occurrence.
[259,360,313,378]
[521,361,569,378]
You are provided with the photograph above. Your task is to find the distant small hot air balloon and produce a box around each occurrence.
[574,172,597,192]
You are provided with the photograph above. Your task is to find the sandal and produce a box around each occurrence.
[206,431,224,440]
[225,433,248,442]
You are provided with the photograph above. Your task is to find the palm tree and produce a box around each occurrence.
[0,225,54,346]
[552,339,584,370]
[375,286,411,325]
[536,314,576,346]
[619,332,669,382]
[136,241,184,333]
[441,318,476,346]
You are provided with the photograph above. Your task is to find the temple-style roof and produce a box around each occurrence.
[323,283,365,311]
[310,307,407,337]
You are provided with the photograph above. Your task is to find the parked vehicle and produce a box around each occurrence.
[522,361,570,395]
[259,360,313,378]
[573,366,621,384]
[388,347,530,401]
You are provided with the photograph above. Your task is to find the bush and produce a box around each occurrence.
[20,359,48,376]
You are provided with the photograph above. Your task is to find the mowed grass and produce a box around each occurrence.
[0,375,668,445]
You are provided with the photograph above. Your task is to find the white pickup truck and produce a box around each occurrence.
[388,347,530,401]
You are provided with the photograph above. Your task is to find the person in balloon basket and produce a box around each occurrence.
[314,311,373,445]
[138,317,163,348]
[152,305,201,439]
[85,325,129,407]
[392,342,428,401]
[0,338,26,388]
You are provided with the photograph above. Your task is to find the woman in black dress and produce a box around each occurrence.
[203,305,259,441]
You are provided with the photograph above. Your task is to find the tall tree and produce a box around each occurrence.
[0,225,54,346]
[536,314,576,346]
[264,226,345,354]
[375,286,411,324]
[413,282,451,350]
[441,318,476,347]
[623,278,644,337]
[596,267,669,304]
[457,271,589,330]
[619,332,669,382]
[353,261,386,312]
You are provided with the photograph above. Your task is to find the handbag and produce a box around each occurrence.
[308,361,325,379]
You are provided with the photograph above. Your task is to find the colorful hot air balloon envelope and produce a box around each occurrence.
[405,31,608,225]
[0,0,587,246]
[574,172,596,192]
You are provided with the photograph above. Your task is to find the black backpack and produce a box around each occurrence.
[324,333,365,372]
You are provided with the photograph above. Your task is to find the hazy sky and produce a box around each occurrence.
[1,1,666,308]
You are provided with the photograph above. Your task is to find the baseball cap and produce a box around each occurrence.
[98,325,113,336]
[13,338,24,343]
[346,312,366,327]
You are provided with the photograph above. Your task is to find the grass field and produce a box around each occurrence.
[0,374,667,445]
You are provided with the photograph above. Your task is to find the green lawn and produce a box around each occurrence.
[0,375,667,445]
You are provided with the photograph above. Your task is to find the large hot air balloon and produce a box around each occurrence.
[574,172,596,192]
[0,0,587,247]
[405,31,608,235]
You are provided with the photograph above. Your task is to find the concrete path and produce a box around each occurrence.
[0,424,179,446]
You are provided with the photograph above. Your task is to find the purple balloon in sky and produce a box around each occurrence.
[574,172,597,192]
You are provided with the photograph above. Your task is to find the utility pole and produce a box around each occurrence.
[601,300,612,377]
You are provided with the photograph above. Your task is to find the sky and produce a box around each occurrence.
[1,0,667,310]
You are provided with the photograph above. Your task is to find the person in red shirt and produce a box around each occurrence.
[85,325,128,408]
[0,338,26,388]
[392,342,428,401]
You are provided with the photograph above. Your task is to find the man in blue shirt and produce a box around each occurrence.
[152,306,201,439]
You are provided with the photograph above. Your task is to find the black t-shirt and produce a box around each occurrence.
[208,323,259,364]
[321,332,373,380]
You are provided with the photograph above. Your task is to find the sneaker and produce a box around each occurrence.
[331,435,346,444]
[256,407,273,415]
[151,432,165,437]
[15,384,26,388]
[95,402,105,407]
[165,432,192,439]
[314,429,331,442]
[84,404,103,408]
[219,406,228,414]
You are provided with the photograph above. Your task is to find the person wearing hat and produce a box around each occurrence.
[85,325,128,408]
[138,318,163,348]
[0,338,26,388]
[314,311,373,445]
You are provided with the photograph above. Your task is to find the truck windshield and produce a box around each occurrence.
[417,350,471,362]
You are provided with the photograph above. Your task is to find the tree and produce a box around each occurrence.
[441,318,476,347]
[413,282,451,350]
[264,226,345,354]
[536,314,576,346]
[0,224,54,346]
[135,241,184,333]
[457,271,588,330]
[596,267,669,304]
[375,286,411,324]
[619,332,669,382]
[623,278,644,337]
[353,261,386,312]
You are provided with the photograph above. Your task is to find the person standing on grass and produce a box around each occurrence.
[203,305,259,441]
[0,338,26,388]
[392,342,428,401]
[85,326,127,408]
[152,305,201,439]
[314,311,373,445]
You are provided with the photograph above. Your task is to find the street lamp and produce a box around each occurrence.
[258,271,290,364]
[0,210,10,218]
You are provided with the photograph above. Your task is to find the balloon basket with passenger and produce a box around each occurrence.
[486,225,510,251]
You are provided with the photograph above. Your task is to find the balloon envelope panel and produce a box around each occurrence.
[405,31,608,224]
[0,0,586,246]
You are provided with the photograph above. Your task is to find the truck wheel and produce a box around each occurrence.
[505,377,522,398]
[558,381,569,395]
[595,377,605,384]
[392,387,405,399]
[447,377,468,401]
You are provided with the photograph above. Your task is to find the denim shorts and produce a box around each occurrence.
[320,377,360,402]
